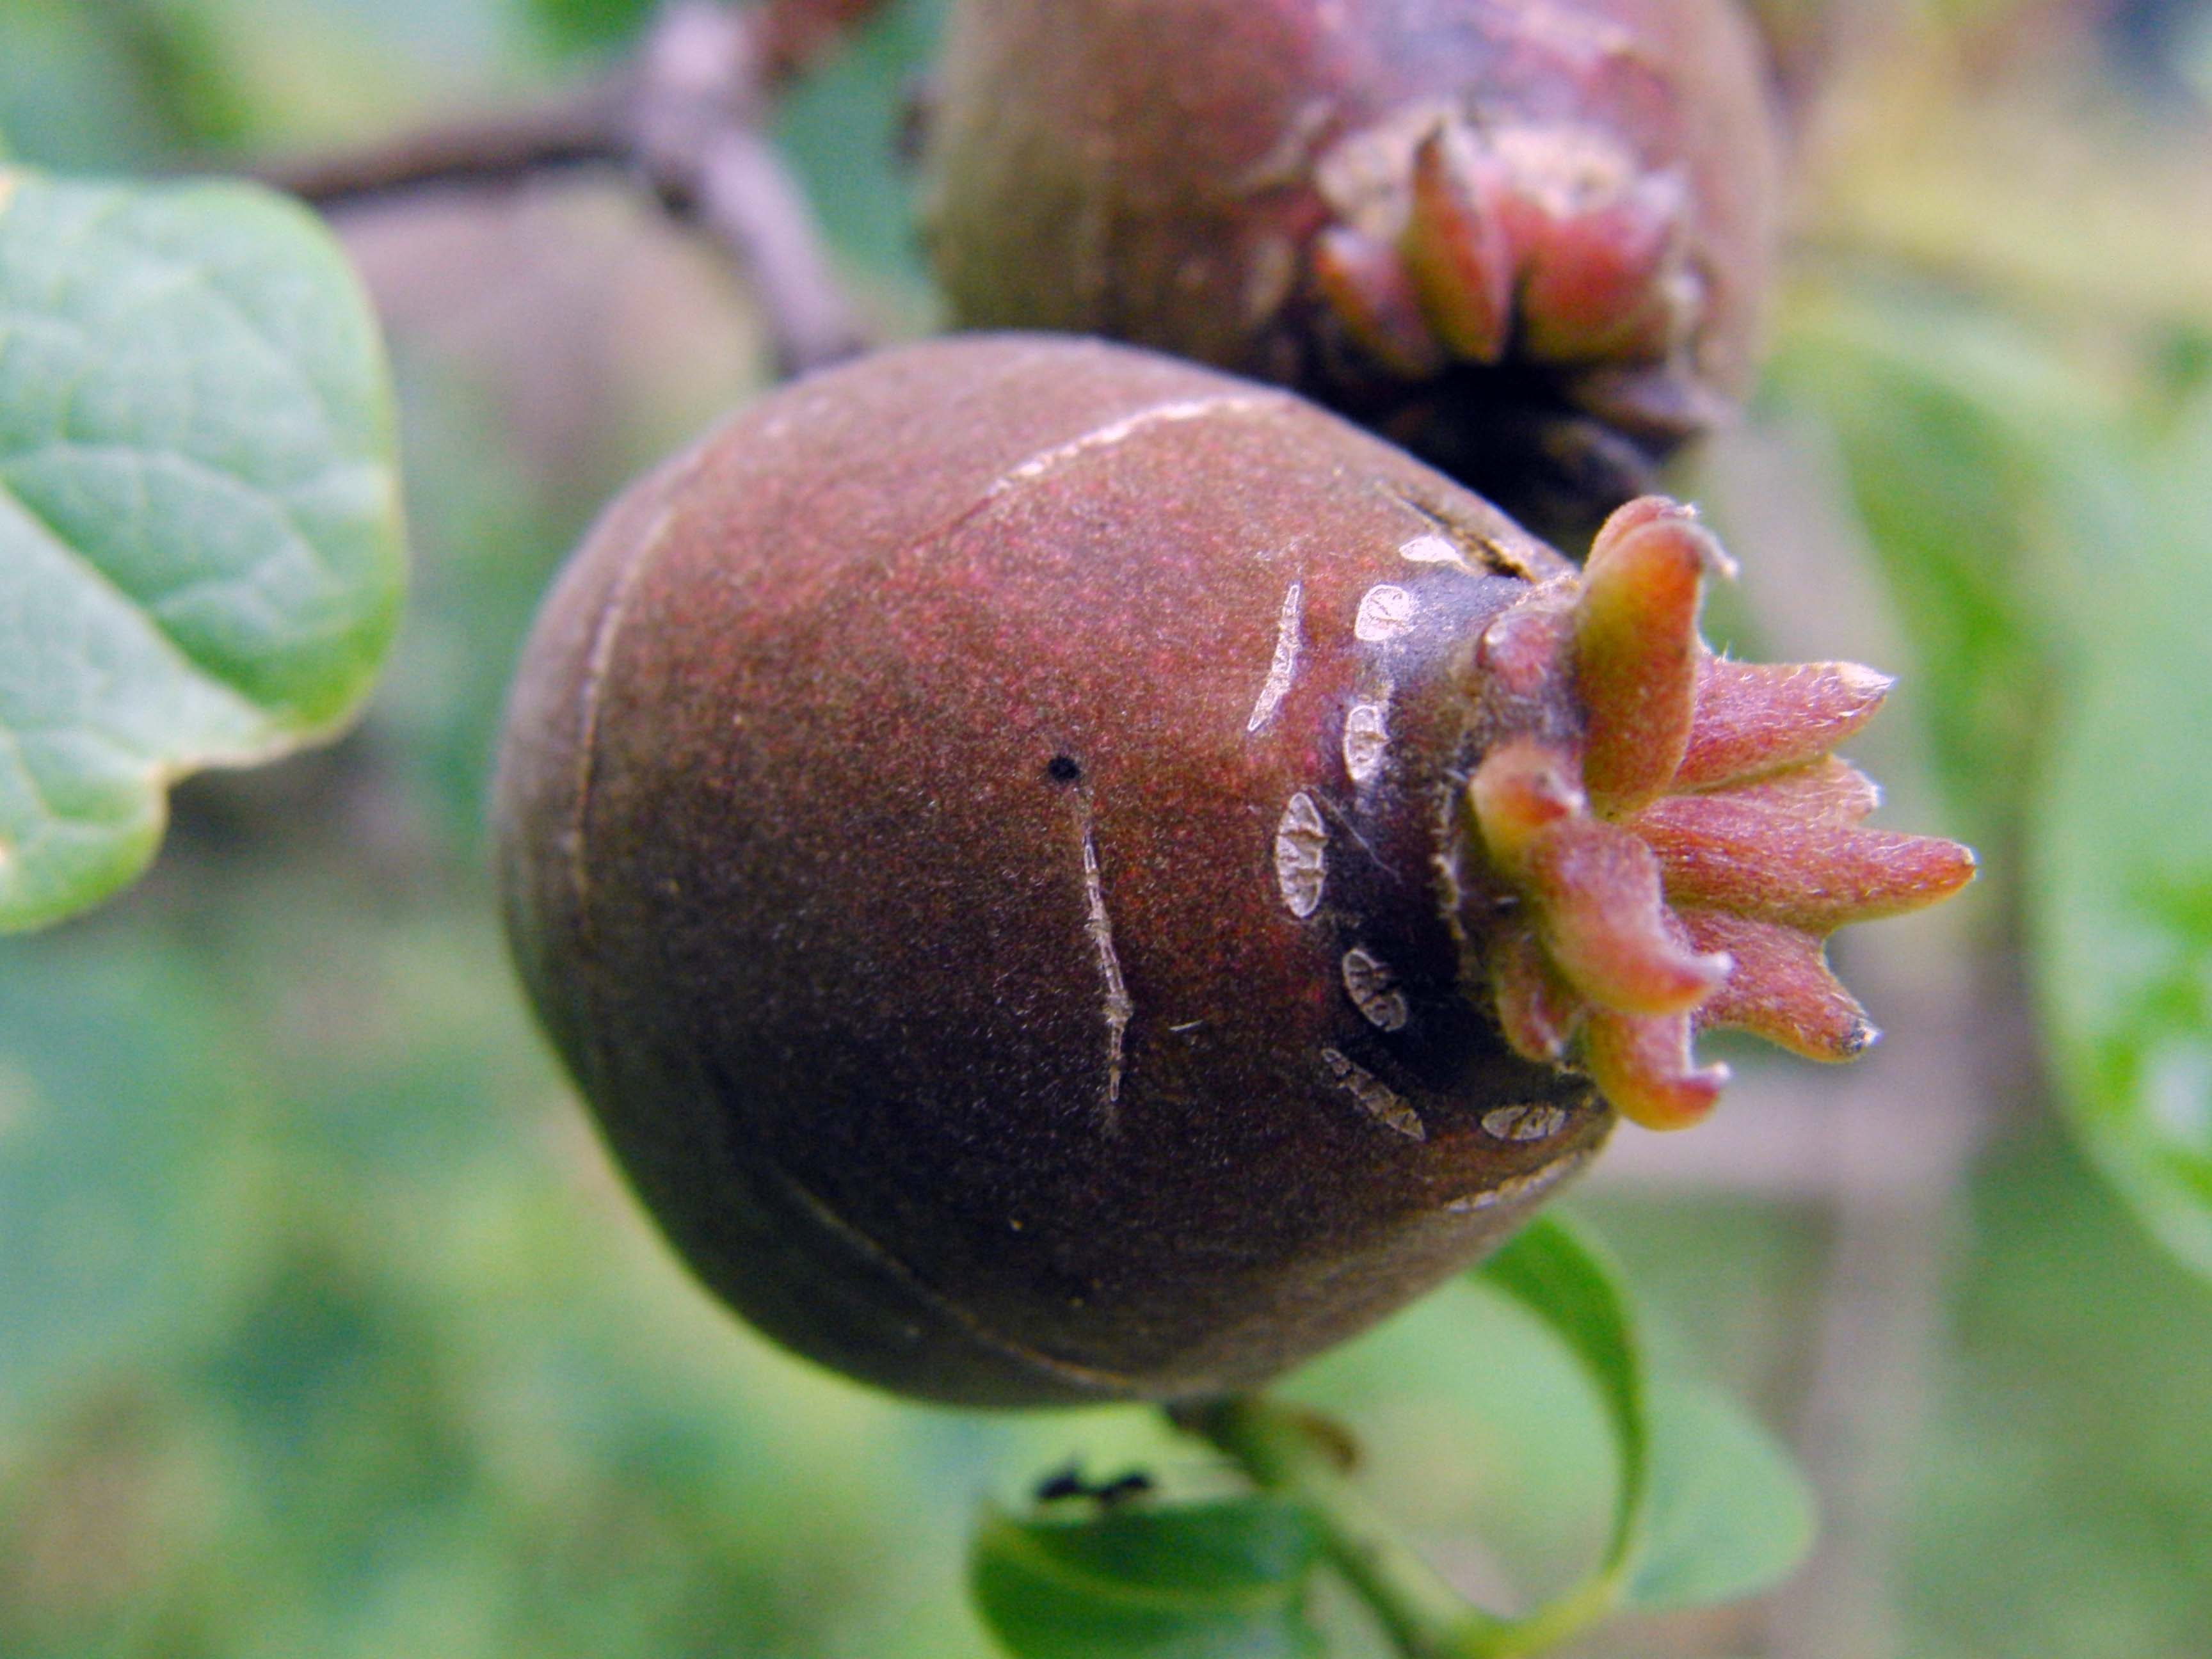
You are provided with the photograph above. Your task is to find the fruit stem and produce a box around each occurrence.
[1176,1395,1640,1658]
[1178,1396,1510,1658]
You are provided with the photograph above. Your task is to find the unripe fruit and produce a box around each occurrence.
[494,336,1969,1407]
[923,0,1782,534]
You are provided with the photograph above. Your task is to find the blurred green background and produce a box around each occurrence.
[4,1,2212,1655]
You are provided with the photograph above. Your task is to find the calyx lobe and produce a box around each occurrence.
[1460,498,1976,1130]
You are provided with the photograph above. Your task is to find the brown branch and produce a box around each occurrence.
[681,125,863,373]
[254,0,888,378]
[255,79,632,205]
[625,0,867,374]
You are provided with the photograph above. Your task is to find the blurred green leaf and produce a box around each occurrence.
[0,0,255,168]
[776,0,945,292]
[1909,1120,2212,1654]
[971,1496,1324,1659]
[2033,387,2212,1279]
[526,0,655,55]
[1479,1216,1814,1629]
[1765,287,2112,851]
[1627,1379,1818,1610]
[0,168,405,931]
[0,926,255,1425]
[1478,1217,1645,1576]
[0,2,172,171]
[1775,286,2212,1286]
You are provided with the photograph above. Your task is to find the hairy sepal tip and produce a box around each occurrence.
[1464,495,1976,1132]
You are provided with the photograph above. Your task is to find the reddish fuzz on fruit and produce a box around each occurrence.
[924,0,1781,533]
[495,337,1971,1407]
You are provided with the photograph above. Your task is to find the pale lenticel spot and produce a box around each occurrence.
[1274,792,1327,917]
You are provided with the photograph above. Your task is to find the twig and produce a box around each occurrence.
[626,0,866,374]
[1180,1395,1657,1658]
[1178,1397,1511,1659]
[255,81,631,204]
[255,0,885,377]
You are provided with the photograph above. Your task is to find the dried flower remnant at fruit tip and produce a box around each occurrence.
[1463,497,1977,1132]
[1316,107,1711,438]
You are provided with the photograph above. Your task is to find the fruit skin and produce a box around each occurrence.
[922,0,1781,537]
[495,335,1614,1407]
[495,335,1974,1408]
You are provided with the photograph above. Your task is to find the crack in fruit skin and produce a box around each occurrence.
[924,0,1781,536]
[493,337,1969,1407]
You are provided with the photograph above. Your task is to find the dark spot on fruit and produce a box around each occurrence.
[1046,754,1083,785]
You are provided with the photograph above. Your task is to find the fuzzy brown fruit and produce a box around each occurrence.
[495,336,1970,1407]
[924,0,1782,537]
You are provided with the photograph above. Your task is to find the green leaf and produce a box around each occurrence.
[1626,1380,1818,1610]
[2033,387,2212,1279]
[1477,1216,1816,1631]
[0,167,405,931]
[971,1496,1325,1659]
[1477,1216,1646,1575]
